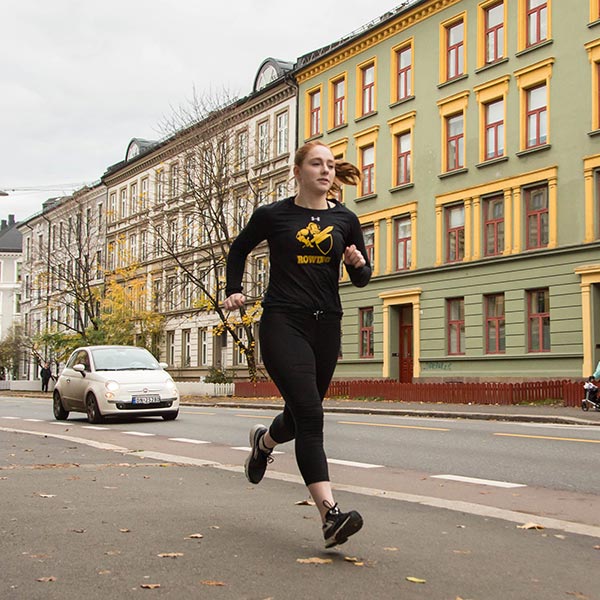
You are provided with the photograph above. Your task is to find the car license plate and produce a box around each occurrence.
[131,395,161,404]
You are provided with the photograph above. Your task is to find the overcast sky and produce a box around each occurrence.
[1,0,401,222]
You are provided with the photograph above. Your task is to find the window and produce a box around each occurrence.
[141,178,148,210]
[182,329,191,367]
[166,331,175,366]
[275,181,288,200]
[485,294,505,353]
[237,130,248,170]
[156,170,164,203]
[527,288,550,351]
[447,298,465,355]
[446,114,464,171]
[128,233,137,262]
[395,217,412,271]
[276,112,288,156]
[525,184,548,249]
[332,77,346,128]
[359,308,374,358]
[394,44,412,102]
[526,84,547,148]
[592,0,600,22]
[360,145,375,196]
[446,204,465,262]
[129,183,137,215]
[362,225,374,265]
[395,132,412,185]
[309,88,321,137]
[526,0,547,47]
[109,193,116,222]
[234,327,247,366]
[255,255,268,296]
[485,99,504,159]
[445,19,465,80]
[483,194,504,256]
[120,189,127,219]
[198,328,208,366]
[170,163,179,198]
[167,276,177,310]
[257,120,269,163]
[152,279,162,311]
[97,203,103,231]
[484,2,504,64]
[360,63,375,116]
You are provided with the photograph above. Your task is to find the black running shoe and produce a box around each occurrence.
[244,424,273,484]
[322,503,363,548]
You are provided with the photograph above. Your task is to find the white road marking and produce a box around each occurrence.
[168,437,211,444]
[23,418,43,422]
[1,416,19,419]
[82,426,110,430]
[3,424,600,540]
[431,474,526,488]
[123,431,155,437]
[327,458,383,469]
[231,446,284,455]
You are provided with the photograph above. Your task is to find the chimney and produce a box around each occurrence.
[0,220,6,231]
[8,214,15,226]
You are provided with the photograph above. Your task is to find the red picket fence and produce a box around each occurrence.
[235,379,586,407]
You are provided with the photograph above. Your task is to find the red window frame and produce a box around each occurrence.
[525,185,549,249]
[485,99,504,159]
[333,79,345,128]
[396,132,411,185]
[485,2,504,64]
[361,64,375,116]
[527,288,550,352]
[446,20,464,80]
[447,297,465,355]
[445,204,465,263]
[360,145,375,196]
[483,194,504,256]
[309,90,321,137]
[396,46,412,101]
[359,307,374,358]
[394,216,411,271]
[485,293,505,354]
[526,0,547,47]
[526,84,547,148]
[446,114,464,171]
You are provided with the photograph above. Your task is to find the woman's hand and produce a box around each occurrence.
[222,293,246,311]
[343,244,366,268]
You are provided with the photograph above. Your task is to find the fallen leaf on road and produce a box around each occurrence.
[554,534,566,540]
[37,493,56,498]
[517,522,545,530]
[140,583,160,589]
[185,533,204,539]
[36,576,56,582]
[594,545,600,550]
[210,525,220,529]
[566,592,589,599]
[383,547,398,551]
[296,557,333,565]
[104,550,121,556]
[158,553,184,558]
[98,570,111,575]
[453,549,472,555]
[71,529,86,534]
[119,528,131,533]
[406,577,426,584]
[295,499,315,506]
[200,580,226,586]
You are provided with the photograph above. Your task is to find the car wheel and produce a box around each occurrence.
[53,391,69,420]
[162,410,179,421]
[86,393,104,424]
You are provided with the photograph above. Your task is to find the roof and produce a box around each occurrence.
[0,216,22,253]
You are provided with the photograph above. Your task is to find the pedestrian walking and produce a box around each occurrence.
[223,140,371,548]
[40,362,52,393]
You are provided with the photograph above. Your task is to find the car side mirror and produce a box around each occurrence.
[159,362,169,369]
[73,364,86,376]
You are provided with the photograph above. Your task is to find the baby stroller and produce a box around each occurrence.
[582,376,600,411]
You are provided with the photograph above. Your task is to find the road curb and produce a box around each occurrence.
[183,401,600,426]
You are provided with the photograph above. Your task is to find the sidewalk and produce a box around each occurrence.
[181,395,600,426]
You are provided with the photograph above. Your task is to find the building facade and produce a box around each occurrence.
[295,0,600,382]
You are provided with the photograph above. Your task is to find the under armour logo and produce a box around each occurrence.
[311,216,320,222]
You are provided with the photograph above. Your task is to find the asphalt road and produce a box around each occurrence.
[2,395,600,599]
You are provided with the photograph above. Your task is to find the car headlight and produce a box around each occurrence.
[105,380,120,393]
[165,379,177,392]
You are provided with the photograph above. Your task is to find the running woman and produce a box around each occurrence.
[223,140,371,548]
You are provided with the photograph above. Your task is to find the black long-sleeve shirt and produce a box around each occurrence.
[226,196,371,315]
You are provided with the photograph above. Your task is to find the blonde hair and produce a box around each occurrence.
[294,141,361,198]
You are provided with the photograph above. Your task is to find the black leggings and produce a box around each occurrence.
[259,309,341,486]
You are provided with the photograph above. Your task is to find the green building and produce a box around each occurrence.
[295,0,600,382]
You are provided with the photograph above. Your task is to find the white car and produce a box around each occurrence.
[53,345,180,423]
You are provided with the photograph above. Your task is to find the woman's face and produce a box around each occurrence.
[294,145,335,195]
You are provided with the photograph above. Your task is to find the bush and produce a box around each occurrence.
[204,366,234,384]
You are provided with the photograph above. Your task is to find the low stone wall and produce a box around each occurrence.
[174,382,234,397]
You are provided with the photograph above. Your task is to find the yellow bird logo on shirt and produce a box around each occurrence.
[296,222,334,255]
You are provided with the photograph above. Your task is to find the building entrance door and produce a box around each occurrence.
[399,305,413,383]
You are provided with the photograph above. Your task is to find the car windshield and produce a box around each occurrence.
[91,347,161,371]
